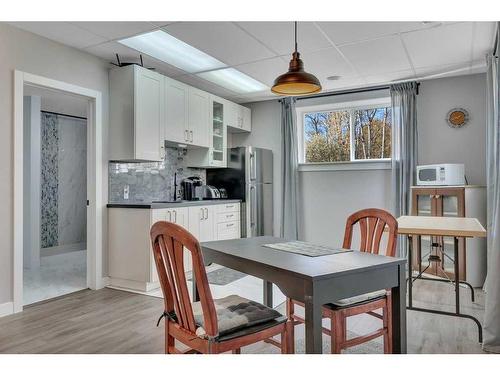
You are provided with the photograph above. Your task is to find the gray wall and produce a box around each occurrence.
[417,73,487,185]
[0,23,110,305]
[233,73,487,247]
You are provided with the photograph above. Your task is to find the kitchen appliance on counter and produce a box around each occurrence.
[182,176,203,200]
[196,185,221,200]
[416,163,465,186]
[207,146,273,237]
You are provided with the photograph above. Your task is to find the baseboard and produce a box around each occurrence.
[99,276,111,288]
[0,301,14,318]
[109,277,159,293]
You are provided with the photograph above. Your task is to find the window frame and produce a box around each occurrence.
[296,97,392,169]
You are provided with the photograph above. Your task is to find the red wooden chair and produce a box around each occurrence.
[287,208,398,353]
[150,221,292,354]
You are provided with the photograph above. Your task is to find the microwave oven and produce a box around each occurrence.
[416,164,465,186]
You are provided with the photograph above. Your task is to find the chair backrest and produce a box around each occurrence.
[150,221,218,337]
[342,208,398,257]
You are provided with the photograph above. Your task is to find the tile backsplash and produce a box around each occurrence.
[108,147,206,203]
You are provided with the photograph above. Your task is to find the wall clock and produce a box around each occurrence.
[446,108,469,128]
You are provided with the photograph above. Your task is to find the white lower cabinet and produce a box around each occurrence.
[108,202,240,293]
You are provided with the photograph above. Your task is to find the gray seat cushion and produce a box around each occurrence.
[192,294,282,338]
[328,289,387,308]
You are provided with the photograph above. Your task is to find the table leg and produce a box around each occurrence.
[192,273,200,302]
[454,236,460,314]
[263,280,273,308]
[304,294,323,354]
[392,263,407,354]
[407,235,413,309]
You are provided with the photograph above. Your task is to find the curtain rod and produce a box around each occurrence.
[294,82,420,101]
[41,110,87,121]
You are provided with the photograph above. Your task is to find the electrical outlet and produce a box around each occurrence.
[124,185,129,200]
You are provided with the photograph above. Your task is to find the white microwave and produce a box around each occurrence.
[416,164,465,186]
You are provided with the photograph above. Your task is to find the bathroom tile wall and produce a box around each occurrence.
[108,147,206,203]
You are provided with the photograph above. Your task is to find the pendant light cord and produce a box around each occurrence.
[294,21,298,53]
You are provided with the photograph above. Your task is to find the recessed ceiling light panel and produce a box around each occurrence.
[197,68,268,94]
[118,30,226,73]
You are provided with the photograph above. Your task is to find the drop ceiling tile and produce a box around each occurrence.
[402,22,474,69]
[299,47,356,80]
[340,35,412,76]
[161,22,276,66]
[73,22,158,41]
[237,22,331,55]
[472,22,496,61]
[414,62,472,79]
[84,41,187,77]
[364,69,415,85]
[175,74,242,99]
[235,57,287,87]
[9,22,107,49]
[317,22,428,45]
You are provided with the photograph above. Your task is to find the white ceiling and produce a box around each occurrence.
[9,21,497,103]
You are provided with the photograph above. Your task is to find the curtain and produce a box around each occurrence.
[390,82,419,258]
[280,97,299,240]
[484,22,500,353]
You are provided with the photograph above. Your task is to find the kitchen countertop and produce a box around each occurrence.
[107,199,241,209]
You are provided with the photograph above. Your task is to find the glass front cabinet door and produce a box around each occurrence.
[210,98,227,167]
[411,187,466,280]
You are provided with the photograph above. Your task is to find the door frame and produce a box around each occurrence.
[13,70,104,313]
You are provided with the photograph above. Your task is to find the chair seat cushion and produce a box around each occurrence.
[327,289,387,308]
[192,294,282,338]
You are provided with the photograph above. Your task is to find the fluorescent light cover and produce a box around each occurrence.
[197,68,268,94]
[118,30,226,73]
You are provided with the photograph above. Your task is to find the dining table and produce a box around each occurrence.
[195,236,407,354]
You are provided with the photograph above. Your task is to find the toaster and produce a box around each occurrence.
[196,185,221,199]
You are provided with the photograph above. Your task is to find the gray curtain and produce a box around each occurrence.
[390,82,419,257]
[484,23,500,353]
[280,97,299,240]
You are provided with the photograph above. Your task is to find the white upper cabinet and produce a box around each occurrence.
[109,64,165,161]
[225,100,252,133]
[187,87,210,148]
[109,65,250,163]
[186,95,227,168]
[164,77,189,144]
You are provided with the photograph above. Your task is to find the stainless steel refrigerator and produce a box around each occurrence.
[207,146,273,237]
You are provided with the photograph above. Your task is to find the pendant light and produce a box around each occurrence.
[271,22,322,96]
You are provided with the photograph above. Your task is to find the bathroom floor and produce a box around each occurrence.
[23,250,87,306]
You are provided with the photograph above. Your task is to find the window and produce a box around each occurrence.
[298,99,392,164]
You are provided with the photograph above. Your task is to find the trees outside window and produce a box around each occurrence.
[302,104,391,163]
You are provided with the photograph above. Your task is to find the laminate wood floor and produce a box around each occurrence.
[0,279,486,354]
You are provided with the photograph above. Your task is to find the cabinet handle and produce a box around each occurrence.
[226,214,233,218]
[184,129,189,142]
[173,210,177,223]
[204,208,208,220]
[226,223,234,227]
[190,130,193,142]
[167,211,172,222]
[200,208,204,221]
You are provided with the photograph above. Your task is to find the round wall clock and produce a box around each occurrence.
[446,108,469,128]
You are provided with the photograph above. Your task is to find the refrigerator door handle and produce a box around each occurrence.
[250,185,257,231]
[249,152,256,181]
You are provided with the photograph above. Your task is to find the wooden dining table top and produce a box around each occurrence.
[396,215,487,238]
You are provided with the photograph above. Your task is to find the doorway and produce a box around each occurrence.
[13,71,104,314]
[23,87,89,305]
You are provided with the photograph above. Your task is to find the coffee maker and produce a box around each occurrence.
[181,176,203,200]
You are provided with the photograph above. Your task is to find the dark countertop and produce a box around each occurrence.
[107,199,241,209]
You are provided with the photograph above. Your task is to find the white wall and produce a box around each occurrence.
[234,73,487,247]
[417,73,487,185]
[0,23,110,305]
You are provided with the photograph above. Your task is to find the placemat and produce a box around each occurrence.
[263,241,351,257]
